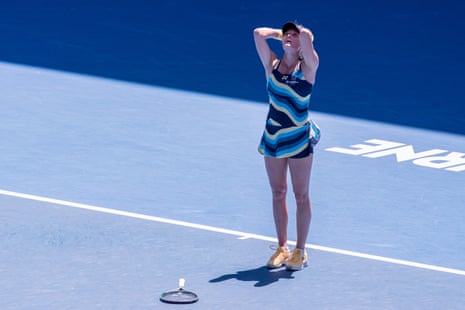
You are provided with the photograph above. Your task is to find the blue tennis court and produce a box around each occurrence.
[1,1,464,309]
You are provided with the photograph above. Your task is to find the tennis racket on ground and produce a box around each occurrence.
[159,278,199,304]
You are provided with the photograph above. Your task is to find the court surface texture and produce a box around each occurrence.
[1,61,464,309]
[1,2,464,309]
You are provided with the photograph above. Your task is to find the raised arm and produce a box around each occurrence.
[253,27,281,79]
[298,27,319,84]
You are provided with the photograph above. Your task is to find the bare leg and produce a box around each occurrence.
[289,155,313,249]
[264,156,289,248]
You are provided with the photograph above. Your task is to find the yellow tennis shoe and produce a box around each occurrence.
[286,248,308,271]
[266,246,291,269]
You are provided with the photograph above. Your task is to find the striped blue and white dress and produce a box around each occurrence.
[258,60,314,158]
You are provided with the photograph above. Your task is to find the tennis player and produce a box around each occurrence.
[253,21,319,271]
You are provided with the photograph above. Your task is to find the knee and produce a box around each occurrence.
[271,185,287,201]
[294,191,310,205]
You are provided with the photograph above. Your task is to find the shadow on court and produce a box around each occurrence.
[1,1,464,135]
[209,266,295,287]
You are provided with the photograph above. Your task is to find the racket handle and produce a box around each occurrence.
[179,278,185,289]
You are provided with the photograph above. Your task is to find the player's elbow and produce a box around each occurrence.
[300,28,314,42]
[254,27,267,38]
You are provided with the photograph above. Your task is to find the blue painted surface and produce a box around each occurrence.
[1,1,465,308]
[1,62,465,309]
[0,1,464,134]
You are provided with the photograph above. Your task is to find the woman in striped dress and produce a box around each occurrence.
[254,22,319,271]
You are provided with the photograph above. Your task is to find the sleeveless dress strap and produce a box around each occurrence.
[273,59,281,70]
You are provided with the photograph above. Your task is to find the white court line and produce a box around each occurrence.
[1,188,465,277]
